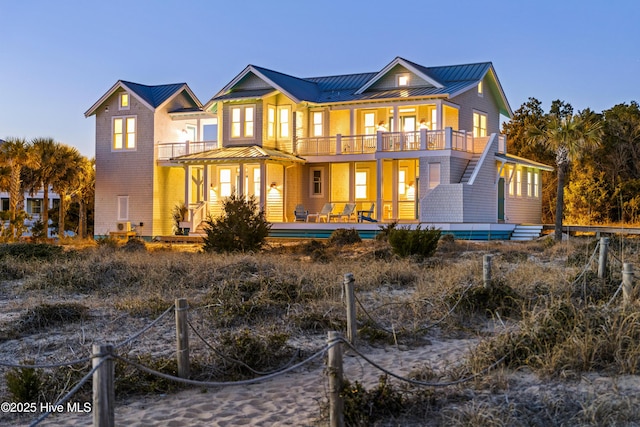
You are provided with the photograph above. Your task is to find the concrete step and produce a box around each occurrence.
[510,224,543,241]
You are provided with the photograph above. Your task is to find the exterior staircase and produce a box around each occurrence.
[461,154,481,183]
[510,224,544,241]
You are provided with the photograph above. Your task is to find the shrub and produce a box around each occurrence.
[202,193,271,253]
[0,242,64,260]
[6,361,42,403]
[15,303,89,335]
[375,221,398,242]
[328,228,361,246]
[342,376,405,426]
[388,225,441,260]
[172,202,188,235]
[122,237,147,252]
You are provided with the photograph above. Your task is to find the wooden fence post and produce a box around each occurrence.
[623,263,634,306]
[327,331,344,427]
[343,273,356,346]
[598,237,610,279]
[175,298,190,378]
[92,343,114,427]
[483,254,493,289]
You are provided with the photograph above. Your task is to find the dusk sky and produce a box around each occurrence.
[1,0,639,157]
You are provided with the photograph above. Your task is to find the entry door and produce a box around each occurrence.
[498,177,505,221]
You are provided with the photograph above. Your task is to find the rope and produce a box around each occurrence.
[115,304,175,348]
[0,357,91,369]
[571,241,600,286]
[338,337,507,388]
[187,319,302,376]
[113,342,334,388]
[29,358,106,426]
[415,281,476,333]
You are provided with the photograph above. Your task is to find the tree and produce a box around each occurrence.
[73,157,95,239]
[0,138,34,239]
[50,145,85,236]
[527,109,603,241]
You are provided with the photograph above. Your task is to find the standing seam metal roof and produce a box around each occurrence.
[121,81,188,108]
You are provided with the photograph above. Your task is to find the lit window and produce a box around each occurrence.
[516,168,522,196]
[311,168,323,197]
[253,168,261,198]
[527,170,533,197]
[244,107,254,137]
[397,74,409,86]
[428,163,440,189]
[477,81,483,96]
[113,117,136,150]
[356,171,367,199]
[313,111,323,137]
[533,171,539,197]
[120,93,129,109]
[508,166,515,196]
[267,106,275,139]
[398,169,406,195]
[220,168,232,197]
[231,108,241,137]
[473,112,487,137]
[279,107,290,139]
[364,112,376,134]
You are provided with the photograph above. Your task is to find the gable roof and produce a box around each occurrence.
[208,57,512,117]
[172,145,305,165]
[85,81,202,117]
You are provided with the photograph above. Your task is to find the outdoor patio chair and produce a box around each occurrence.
[329,203,357,222]
[307,203,334,223]
[293,204,309,222]
[357,203,377,223]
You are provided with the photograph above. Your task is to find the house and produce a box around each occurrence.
[86,57,552,240]
[0,188,61,238]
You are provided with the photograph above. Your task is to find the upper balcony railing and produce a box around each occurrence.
[296,128,475,156]
[157,141,218,160]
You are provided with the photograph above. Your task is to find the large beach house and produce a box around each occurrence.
[85,57,552,240]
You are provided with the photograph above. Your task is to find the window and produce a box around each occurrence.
[117,196,129,221]
[516,168,522,196]
[278,106,290,139]
[398,169,406,195]
[230,105,254,138]
[312,111,323,137]
[527,170,533,197]
[267,106,275,139]
[428,163,440,189]
[310,167,323,197]
[397,73,410,87]
[119,92,129,110]
[477,81,483,96]
[356,171,368,199]
[473,112,487,137]
[533,171,540,197]
[219,168,232,197]
[508,166,515,196]
[0,198,8,211]
[113,116,136,150]
[27,199,42,215]
[364,112,376,134]
[253,168,261,198]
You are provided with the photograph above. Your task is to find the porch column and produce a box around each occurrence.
[349,162,355,202]
[183,165,190,207]
[259,162,267,210]
[376,159,383,222]
[203,165,209,202]
[392,160,399,220]
[237,163,245,197]
[392,106,399,132]
[349,108,355,136]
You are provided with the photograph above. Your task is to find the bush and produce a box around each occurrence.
[202,193,271,253]
[328,228,361,246]
[0,242,64,260]
[388,225,441,260]
[6,362,42,403]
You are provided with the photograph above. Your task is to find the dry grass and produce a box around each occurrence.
[3,235,640,425]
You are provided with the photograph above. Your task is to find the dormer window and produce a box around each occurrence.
[120,93,130,110]
[397,74,410,87]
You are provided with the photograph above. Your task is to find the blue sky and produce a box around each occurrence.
[1,0,638,157]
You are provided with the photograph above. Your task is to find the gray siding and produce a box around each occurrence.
[370,65,433,90]
[450,74,501,135]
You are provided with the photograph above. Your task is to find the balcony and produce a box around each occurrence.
[296,128,474,156]
[157,141,218,161]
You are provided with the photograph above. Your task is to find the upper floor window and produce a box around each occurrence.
[230,105,255,138]
[278,106,290,139]
[312,111,323,137]
[477,81,483,97]
[113,116,136,150]
[267,106,276,139]
[364,112,376,134]
[396,73,410,87]
[473,112,487,137]
[119,93,129,110]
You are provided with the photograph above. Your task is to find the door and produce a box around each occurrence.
[498,177,505,221]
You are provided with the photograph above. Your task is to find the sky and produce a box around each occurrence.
[1,0,639,157]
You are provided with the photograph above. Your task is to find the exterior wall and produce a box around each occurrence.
[94,89,155,237]
[421,184,464,222]
[450,75,501,135]
[284,164,303,222]
[221,101,264,147]
[329,110,350,136]
[504,166,543,223]
[370,64,433,89]
[153,166,185,235]
[461,137,499,223]
[266,163,284,222]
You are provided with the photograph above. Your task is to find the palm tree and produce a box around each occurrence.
[23,137,60,237]
[51,145,85,237]
[527,110,603,241]
[74,157,95,239]
[0,138,33,238]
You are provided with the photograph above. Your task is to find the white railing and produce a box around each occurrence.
[341,134,377,154]
[157,141,218,160]
[182,201,207,233]
[295,136,338,156]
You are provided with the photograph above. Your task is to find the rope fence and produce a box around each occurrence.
[0,241,633,427]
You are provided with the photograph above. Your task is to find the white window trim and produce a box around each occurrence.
[267,105,276,140]
[117,196,129,221]
[112,116,137,152]
[472,110,488,138]
[396,73,410,87]
[230,104,255,139]
[312,111,323,137]
[310,167,324,198]
[278,106,291,139]
[119,92,130,110]
[477,81,484,97]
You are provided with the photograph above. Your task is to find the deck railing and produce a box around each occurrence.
[296,128,477,156]
[157,141,218,160]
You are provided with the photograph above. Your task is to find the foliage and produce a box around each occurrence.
[29,220,47,242]
[328,228,361,246]
[387,225,440,260]
[0,242,64,260]
[375,221,398,242]
[5,362,42,403]
[172,202,188,235]
[13,303,88,335]
[122,237,147,252]
[201,193,271,253]
[342,376,405,426]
